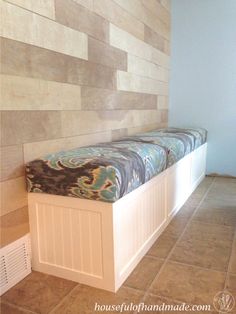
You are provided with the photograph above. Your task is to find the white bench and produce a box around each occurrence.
[28,143,207,292]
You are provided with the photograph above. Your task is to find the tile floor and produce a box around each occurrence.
[1,176,236,313]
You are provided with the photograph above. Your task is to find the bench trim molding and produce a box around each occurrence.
[28,143,207,292]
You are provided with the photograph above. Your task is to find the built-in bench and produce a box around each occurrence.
[26,127,207,292]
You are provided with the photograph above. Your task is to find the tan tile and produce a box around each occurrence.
[164,216,189,238]
[55,0,109,42]
[1,75,81,111]
[193,207,236,227]
[124,256,164,291]
[2,271,77,313]
[226,274,236,294]
[184,221,235,242]
[81,87,157,110]
[1,111,62,146]
[0,206,29,248]
[170,236,232,271]
[229,245,236,274]
[175,204,196,219]
[1,38,116,90]
[1,1,88,60]
[147,232,178,259]
[0,145,24,181]
[111,128,128,141]
[0,177,27,217]
[88,37,127,70]
[23,131,112,163]
[6,0,55,19]
[141,295,200,314]
[150,262,226,304]
[93,0,145,41]
[51,284,144,313]
[0,302,30,314]
[201,197,236,210]
[117,71,168,95]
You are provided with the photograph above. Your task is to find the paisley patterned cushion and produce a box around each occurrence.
[26,127,207,202]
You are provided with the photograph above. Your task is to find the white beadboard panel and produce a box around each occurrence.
[1,75,81,111]
[127,55,169,82]
[28,144,207,292]
[23,131,112,163]
[5,0,56,19]
[35,203,103,277]
[117,71,168,95]
[113,173,166,276]
[0,1,88,60]
[109,24,169,68]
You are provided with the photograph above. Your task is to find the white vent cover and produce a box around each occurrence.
[0,234,31,296]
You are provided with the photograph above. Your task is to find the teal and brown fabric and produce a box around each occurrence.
[26,127,207,202]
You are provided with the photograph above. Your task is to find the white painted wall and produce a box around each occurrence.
[169,0,236,176]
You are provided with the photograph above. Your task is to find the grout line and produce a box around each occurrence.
[0,300,37,314]
[48,283,81,314]
[224,230,236,292]
[133,177,216,314]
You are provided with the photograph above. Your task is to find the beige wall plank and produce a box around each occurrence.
[6,0,56,19]
[1,111,62,146]
[144,26,166,53]
[73,0,93,10]
[117,71,168,95]
[0,206,29,248]
[23,132,112,163]
[88,37,127,71]
[55,0,109,43]
[127,54,169,82]
[1,38,117,90]
[141,0,170,26]
[1,75,81,110]
[159,0,171,12]
[0,177,27,216]
[113,0,170,40]
[1,1,88,60]
[158,95,169,109]
[61,110,161,137]
[81,87,157,110]
[127,122,162,136]
[0,145,24,181]
[93,0,144,41]
[109,23,169,68]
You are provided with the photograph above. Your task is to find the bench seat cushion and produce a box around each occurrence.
[26,127,207,202]
[26,141,167,202]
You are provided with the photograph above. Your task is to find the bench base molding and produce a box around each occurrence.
[28,143,207,292]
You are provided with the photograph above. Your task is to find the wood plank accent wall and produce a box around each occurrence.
[0,0,171,247]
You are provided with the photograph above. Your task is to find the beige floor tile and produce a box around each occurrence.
[150,262,226,304]
[184,221,235,242]
[124,256,164,291]
[1,271,77,314]
[193,206,236,227]
[147,232,178,259]
[175,204,196,219]
[141,294,216,314]
[202,197,236,209]
[229,245,236,274]
[51,284,144,314]
[164,216,189,238]
[226,274,236,293]
[169,236,232,271]
[0,302,33,314]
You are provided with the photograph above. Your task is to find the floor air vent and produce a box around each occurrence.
[0,234,31,296]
